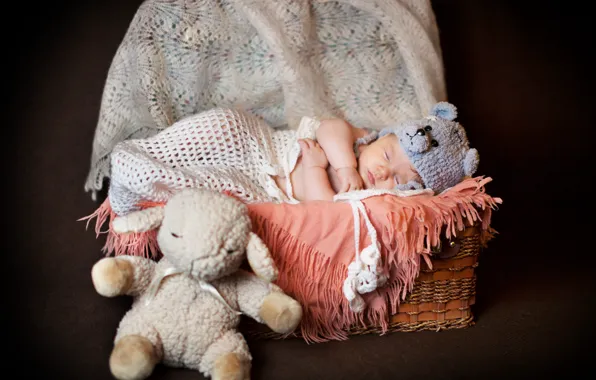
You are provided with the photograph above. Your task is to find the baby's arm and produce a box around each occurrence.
[315,118,358,169]
[316,119,369,192]
[297,139,336,201]
[303,167,335,201]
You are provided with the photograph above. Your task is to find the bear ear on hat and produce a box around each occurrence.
[463,148,480,177]
[430,102,458,121]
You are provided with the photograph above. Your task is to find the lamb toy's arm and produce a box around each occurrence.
[91,207,163,297]
[91,256,157,298]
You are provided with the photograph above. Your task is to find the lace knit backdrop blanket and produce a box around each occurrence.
[85,0,446,199]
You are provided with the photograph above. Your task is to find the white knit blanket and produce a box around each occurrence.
[108,108,319,215]
[84,0,446,199]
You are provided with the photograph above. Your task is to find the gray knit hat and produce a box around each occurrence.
[376,102,480,194]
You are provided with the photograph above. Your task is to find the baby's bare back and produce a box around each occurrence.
[273,151,343,201]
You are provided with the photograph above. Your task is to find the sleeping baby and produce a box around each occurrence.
[107,102,479,215]
[280,101,480,201]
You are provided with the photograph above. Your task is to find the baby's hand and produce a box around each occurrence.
[336,167,364,193]
[298,139,328,169]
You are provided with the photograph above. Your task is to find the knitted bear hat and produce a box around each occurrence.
[366,102,480,194]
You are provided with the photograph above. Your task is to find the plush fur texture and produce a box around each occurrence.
[91,189,303,379]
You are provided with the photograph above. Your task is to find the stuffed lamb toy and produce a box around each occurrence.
[91,188,303,380]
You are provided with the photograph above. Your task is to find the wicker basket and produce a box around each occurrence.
[349,224,481,335]
[243,224,483,340]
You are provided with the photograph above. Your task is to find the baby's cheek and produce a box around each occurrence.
[376,179,396,190]
[411,171,423,184]
[394,167,419,187]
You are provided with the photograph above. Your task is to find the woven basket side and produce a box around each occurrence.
[244,227,483,340]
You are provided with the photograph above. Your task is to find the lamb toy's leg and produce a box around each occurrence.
[110,313,163,380]
[235,270,303,334]
[259,291,303,333]
[91,257,161,380]
[91,256,156,297]
[199,330,252,380]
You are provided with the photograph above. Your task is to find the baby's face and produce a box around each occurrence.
[357,134,422,190]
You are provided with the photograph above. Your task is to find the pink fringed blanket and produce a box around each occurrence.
[81,176,501,343]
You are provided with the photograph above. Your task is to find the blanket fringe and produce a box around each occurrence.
[78,176,502,342]
[78,198,161,259]
[251,214,358,343]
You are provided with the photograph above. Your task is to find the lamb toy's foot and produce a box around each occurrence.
[91,257,133,297]
[110,335,158,380]
[259,292,303,334]
[213,353,250,380]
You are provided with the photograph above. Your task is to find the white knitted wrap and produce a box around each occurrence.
[108,108,318,215]
[85,0,446,198]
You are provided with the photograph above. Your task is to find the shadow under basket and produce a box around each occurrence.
[242,224,483,340]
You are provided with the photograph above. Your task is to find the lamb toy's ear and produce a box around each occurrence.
[463,148,480,177]
[246,232,278,282]
[430,101,458,121]
[112,206,166,233]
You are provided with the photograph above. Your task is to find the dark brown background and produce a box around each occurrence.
[8,1,593,379]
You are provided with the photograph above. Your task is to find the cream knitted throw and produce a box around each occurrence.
[108,108,320,215]
[84,0,446,199]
